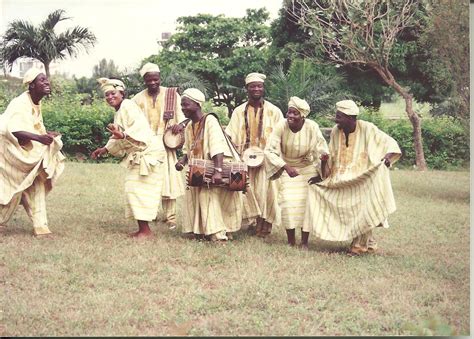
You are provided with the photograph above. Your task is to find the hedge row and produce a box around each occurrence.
[357,112,469,169]
[38,98,469,169]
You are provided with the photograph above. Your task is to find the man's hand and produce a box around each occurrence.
[91,147,108,159]
[308,175,323,185]
[175,160,186,171]
[382,154,392,167]
[170,123,184,134]
[284,164,299,178]
[36,134,54,145]
[46,131,61,138]
[212,171,223,185]
[107,123,125,139]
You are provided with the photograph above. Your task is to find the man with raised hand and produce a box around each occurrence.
[0,68,65,237]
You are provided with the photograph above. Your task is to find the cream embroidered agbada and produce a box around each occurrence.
[225,101,283,226]
[133,87,186,212]
[265,119,328,230]
[183,114,243,238]
[105,99,164,221]
[0,91,65,235]
[303,120,401,242]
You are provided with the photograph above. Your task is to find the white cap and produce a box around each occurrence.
[336,100,359,116]
[288,96,310,117]
[245,72,266,85]
[97,78,126,93]
[182,88,205,106]
[23,68,44,85]
[139,62,160,77]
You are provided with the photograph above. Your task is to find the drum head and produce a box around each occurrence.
[243,146,264,168]
[163,128,184,149]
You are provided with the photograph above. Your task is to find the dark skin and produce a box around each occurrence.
[90,88,153,239]
[143,71,186,135]
[90,89,126,159]
[143,72,160,103]
[246,81,264,109]
[175,97,223,185]
[13,74,61,146]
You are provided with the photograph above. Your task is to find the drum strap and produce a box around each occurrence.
[244,100,264,149]
[163,87,178,128]
[191,113,242,161]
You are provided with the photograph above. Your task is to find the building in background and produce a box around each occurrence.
[2,57,60,78]
[157,32,172,52]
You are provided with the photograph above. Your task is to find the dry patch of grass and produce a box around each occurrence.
[1,163,469,336]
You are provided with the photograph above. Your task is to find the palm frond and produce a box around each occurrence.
[41,9,69,31]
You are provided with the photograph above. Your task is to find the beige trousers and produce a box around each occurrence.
[0,175,51,235]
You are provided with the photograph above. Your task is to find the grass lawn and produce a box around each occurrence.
[378,97,432,119]
[1,162,470,336]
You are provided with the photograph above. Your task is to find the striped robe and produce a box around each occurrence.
[225,100,283,226]
[302,120,401,241]
[183,114,243,237]
[0,91,65,234]
[265,119,328,230]
[132,87,185,200]
[105,99,164,221]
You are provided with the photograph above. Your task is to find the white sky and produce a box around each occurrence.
[0,0,283,78]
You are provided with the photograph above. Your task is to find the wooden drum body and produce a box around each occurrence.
[187,159,248,191]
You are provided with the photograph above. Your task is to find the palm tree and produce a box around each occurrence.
[0,9,96,78]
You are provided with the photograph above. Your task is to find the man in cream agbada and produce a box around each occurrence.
[0,68,65,236]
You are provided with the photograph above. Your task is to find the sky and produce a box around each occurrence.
[0,0,284,78]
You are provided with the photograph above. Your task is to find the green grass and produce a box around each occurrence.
[1,163,469,336]
[379,97,432,119]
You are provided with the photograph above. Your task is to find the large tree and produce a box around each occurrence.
[411,0,469,121]
[289,0,428,170]
[150,9,271,115]
[0,9,96,78]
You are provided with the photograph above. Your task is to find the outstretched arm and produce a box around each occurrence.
[12,131,54,145]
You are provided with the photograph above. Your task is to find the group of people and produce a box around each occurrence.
[0,62,401,256]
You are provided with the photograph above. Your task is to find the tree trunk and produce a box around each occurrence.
[43,62,51,79]
[373,65,428,170]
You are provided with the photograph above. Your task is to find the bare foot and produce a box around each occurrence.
[129,231,153,239]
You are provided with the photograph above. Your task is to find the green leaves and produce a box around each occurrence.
[0,9,96,77]
[155,10,271,113]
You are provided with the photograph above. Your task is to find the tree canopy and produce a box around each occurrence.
[148,9,272,115]
[288,0,429,170]
[0,9,96,78]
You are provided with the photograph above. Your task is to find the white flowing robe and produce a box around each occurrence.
[105,99,164,221]
[0,91,65,233]
[302,120,401,241]
[265,119,328,230]
[133,87,185,200]
[225,100,283,226]
[183,114,243,237]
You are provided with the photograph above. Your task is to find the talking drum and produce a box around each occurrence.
[242,146,264,168]
[187,158,248,191]
[163,128,185,150]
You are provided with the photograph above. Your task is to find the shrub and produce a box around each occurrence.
[309,109,469,170]
[42,94,114,156]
